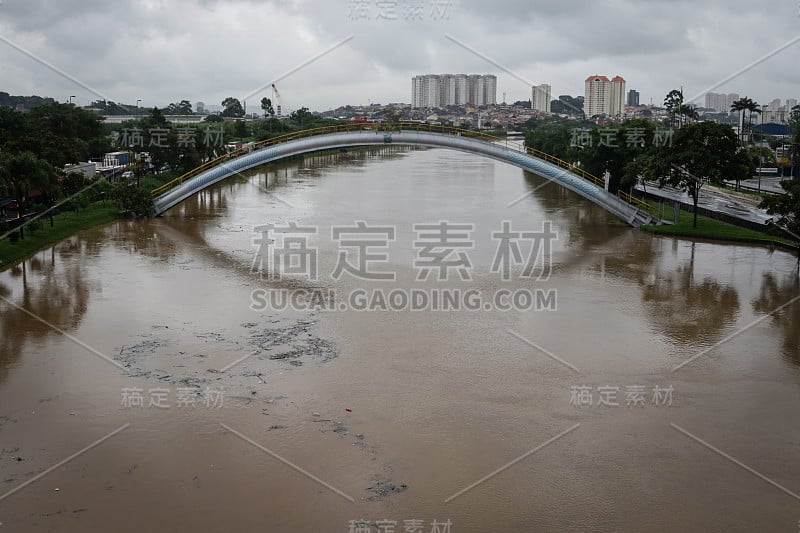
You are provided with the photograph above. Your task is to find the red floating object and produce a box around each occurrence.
[345,408,352,412]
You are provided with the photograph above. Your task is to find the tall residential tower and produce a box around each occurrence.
[412,74,497,108]
[531,84,551,113]
[584,75,626,117]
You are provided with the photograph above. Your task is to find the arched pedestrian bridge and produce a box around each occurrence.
[151,123,658,227]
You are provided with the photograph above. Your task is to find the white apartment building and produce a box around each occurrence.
[704,92,741,113]
[584,75,625,117]
[531,84,551,113]
[412,74,497,108]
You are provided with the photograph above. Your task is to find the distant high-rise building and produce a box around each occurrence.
[627,89,640,107]
[704,93,715,110]
[453,74,467,105]
[787,98,798,111]
[196,101,206,113]
[585,75,610,117]
[610,76,626,116]
[531,84,551,113]
[412,75,441,108]
[703,92,741,113]
[439,75,456,106]
[584,75,625,117]
[412,74,496,108]
[481,75,497,106]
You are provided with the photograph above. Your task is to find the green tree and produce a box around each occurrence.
[260,97,274,118]
[664,89,684,127]
[745,98,761,142]
[574,118,660,193]
[289,107,313,129]
[730,97,747,142]
[0,152,54,239]
[164,100,193,115]
[62,171,88,197]
[731,97,760,144]
[550,95,584,116]
[760,180,800,246]
[221,97,245,118]
[789,105,800,175]
[680,104,700,122]
[653,121,751,228]
[233,120,248,138]
[110,182,154,217]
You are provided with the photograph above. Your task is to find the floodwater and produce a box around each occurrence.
[1,146,799,532]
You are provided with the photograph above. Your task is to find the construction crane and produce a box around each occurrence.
[271,84,282,119]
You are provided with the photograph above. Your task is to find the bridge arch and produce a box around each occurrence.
[151,124,657,227]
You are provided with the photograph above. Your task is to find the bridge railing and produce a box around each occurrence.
[616,189,651,211]
[151,121,607,200]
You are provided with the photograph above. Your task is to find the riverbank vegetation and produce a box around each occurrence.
[641,207,794,249]
[523,91,800,242]
[3,92,800,267]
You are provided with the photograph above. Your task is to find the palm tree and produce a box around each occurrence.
[0,153,32,239]
[744,98,761,143]
[730,98,747,143]
[680,104,700,123]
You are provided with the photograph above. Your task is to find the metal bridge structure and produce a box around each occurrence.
[151,123,658,227]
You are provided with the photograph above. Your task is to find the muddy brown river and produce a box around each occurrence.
[1,146,799,532]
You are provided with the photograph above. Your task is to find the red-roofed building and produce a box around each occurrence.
[585,75,627,118]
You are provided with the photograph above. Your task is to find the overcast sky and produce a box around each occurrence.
[1,0,799,112]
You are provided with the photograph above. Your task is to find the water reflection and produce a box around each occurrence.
[594,237,741,347]
[753,272,800,364]
[522,171,625,245]
[0,245,93,384]
[639,245,740,345]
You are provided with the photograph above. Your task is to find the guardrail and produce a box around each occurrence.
[616,189,651,211]
[151,122,607,202]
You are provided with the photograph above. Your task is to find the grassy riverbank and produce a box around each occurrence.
[0,202,119,269]
[641,208,796,250]
[0,148,385,269]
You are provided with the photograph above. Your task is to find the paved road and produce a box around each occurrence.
[724,176,788,194]
[636,181,773,226]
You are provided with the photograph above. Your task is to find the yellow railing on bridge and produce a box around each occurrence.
[150,122,606,200]
[616,189,651,211]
